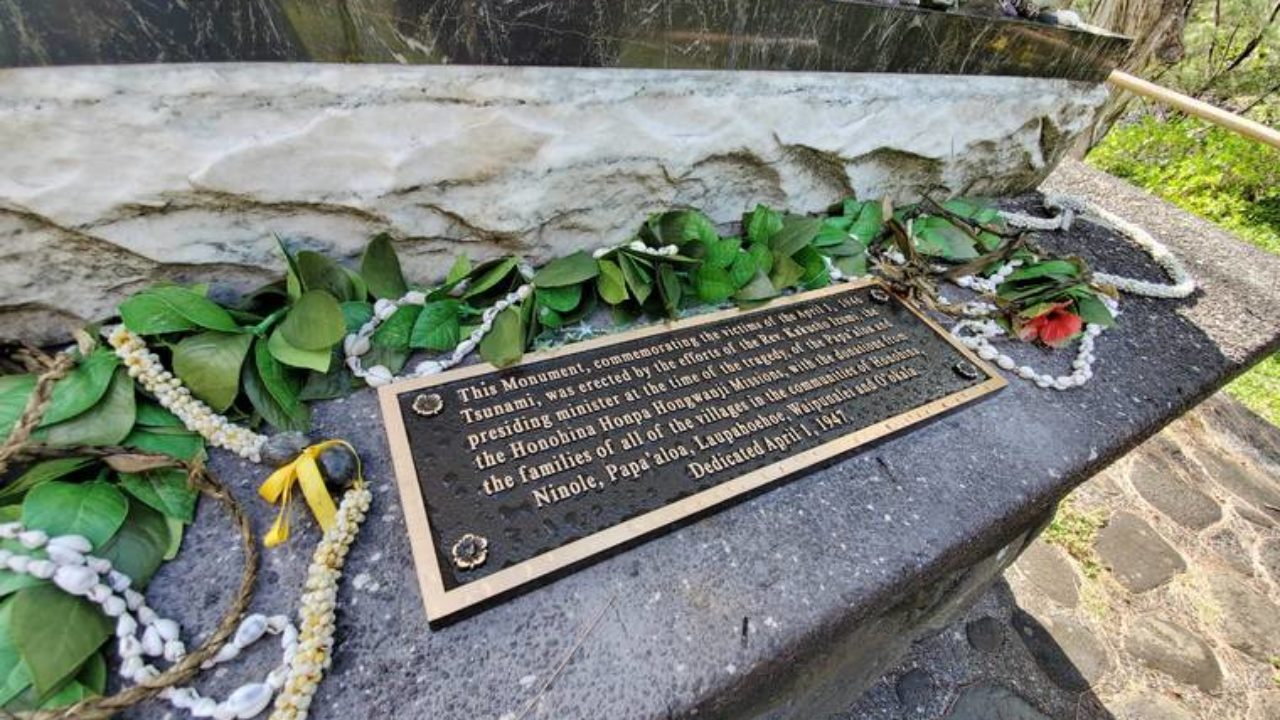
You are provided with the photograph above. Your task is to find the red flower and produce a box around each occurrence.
[1016,302,1083,347]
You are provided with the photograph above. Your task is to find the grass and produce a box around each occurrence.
[1089,114,1280,426]
[1042,499,1108,580]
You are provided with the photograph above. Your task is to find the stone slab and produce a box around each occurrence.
[1011,609,1113,692]
[1013,541,1080,608]
[0,64,1110,344]
[946,683,1050,720]
[1123,616,1222,693]
[1112,693,1197,720]
[1205,571,1280,664]
[1095,512,1187,593]
[120,162,1280,719]
[1130,452,1222,530]
[0,0,1129,80]
[1194,450,1280,521]
[965,616,1005,654]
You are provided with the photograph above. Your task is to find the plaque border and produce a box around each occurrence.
[379,279,1005,623]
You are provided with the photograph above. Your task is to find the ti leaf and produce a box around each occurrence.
[770,215,822,258]
[267,328,331,373]
[279,290,347,352]
[171,331,253,412]
[410,301,462,351]
[0,601,33,706]
[0,457,94,504]
[729,253,758,288]
[296,250,355,301]
[123,428,205,463]
[123,286,241,334]
[618,254,653,304]
[692,265,735,303]
[596,259,628,305]
[119,468,198,524]
[245,338,309,432]
[98,501,170,588]
[734,271,779,302]
[0,376,37,441]
[360,234,408,300]
[479,307,524,368]
[532,251,599,288]
[1073,294,1115,328]
[744,204,783,246]
[364,305,421,375]
[21,481,128,550]
[464,257,518,299]
[446,255,471,285]
[536,285,582,313]
[769,253,805,290]
[38,350,119,427]
[34,368,135,447]
[658,264,682,316]
[10,586,111,698]
[912,216,978,261]
[703,237,742,269]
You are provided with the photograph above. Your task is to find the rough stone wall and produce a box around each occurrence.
[0,64,1108,342]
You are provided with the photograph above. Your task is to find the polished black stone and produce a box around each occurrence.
[0,1,1129,80]
[390,285,997,599]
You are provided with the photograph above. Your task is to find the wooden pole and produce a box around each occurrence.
[1107,70,1280,151]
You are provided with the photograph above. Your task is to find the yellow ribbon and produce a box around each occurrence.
[258,440,362,548]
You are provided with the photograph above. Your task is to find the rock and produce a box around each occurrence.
[0,65,1108,343]
[1095,512,1186,593]
[1011,609,1113,691]
[318,445,359,488]
[1013,541,1079,608]
[1260,537,1280,587]
[894,668,932,710]
[1205,528,1254,577]
[1123,616,1222,692]
[1129,452,1222,530]
[261,431,310,467]
[945,682,1049,720]
[1111,692,1197,720]
[965,616,1004,653]
[1247,692,1280,720]
[1204,570,1280,663]
[1194,450,1280,521]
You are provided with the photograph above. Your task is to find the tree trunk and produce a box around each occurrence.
[1070,0,1196,155]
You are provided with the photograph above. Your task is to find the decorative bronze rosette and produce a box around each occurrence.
[412,393,444,417]
[450,533,489,570]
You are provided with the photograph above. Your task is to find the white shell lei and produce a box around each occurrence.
[943,193,1195,391]
[107,326,267,462]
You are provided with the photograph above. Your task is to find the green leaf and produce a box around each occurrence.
[747,242,774,275]
[252,337,304,421]
[0,457,94,504]
[34,368,135,447]
[0,376,36,441]
[464,257,518,299]
[98,501,169,587]
[644,211,719,248]
[769,253,805,290]
[410,301,462,351]
[76,652,106,696]
[446,255,471,285]
[163,517,184,560]
[0,601,33,706]
[618,254,653,304]
[171,331,253,412]
[124,428,205,463]
[145,286,241,333]
[10,585,111,697]
[794,246,830,288]
[834,254,869,277]
[344,266,368,303]
[119,468,198,524]
[813,218,855,248]
[38,351,119,427]
[770,215,822,258]
[1073,294,1115,328]
[117,293,197,335]
[22,482,127,550]
[704,237,742,269]
[364,305,421,375]
[912,216,978,260]
[977,231,1003,252]
[692,265,735,303]
[38,679,93,709]
[341,301,374,333]
[360,234,408,300]
[135,401,183,428]
[850,202,884,244]
[296,250,355,301]
[734,271,779,302]
[729,253,758,288]
[839,198,865,218]
[479,307,524,368]
[533,251,599,288]
[537,305,563,329]
[276,237,304,302]
[267,328,331,373]
[279,290,347,352]
[536,285,582,313]
[596,259,628,305]
[658,264,682,315]
[745,205,783,246]
[1004,259,1081,283]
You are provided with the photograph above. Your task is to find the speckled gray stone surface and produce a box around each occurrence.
[131,161,1280,719]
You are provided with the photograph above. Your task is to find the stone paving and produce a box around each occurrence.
[846,393,1280,719]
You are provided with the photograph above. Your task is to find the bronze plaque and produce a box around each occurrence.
[380,281,1004,623]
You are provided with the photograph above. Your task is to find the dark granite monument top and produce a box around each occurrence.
[132,160,1280,718]
[0,1,1128,80]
